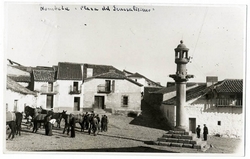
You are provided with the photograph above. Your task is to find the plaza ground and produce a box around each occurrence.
[5,114,243,155]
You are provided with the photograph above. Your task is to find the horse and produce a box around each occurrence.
[62,113,84,135]
[51,110,67,128]
[32,114,48,133]
[6,111,23,140]
[24,106,42,119]
[40,106,53,116]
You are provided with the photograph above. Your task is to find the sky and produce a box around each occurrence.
[4,1,247,86]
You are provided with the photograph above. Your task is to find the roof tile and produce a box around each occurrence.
[57,62,82,80]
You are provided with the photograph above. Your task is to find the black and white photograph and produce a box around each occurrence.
[1,0,248,157]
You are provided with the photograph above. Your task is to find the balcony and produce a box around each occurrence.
[40,85,59,95]
[97,84,111,93]
[216,98,242,107]
[69,85,81,95]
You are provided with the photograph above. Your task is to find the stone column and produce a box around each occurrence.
[176,82,187,130]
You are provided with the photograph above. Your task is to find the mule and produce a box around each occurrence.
[40,106,53,116]
[6,121,16,140]
[24,106,42,119]
[51,110,66,128]
[62,113,84,135]
[32,114,48,133]
[6,111,22,140]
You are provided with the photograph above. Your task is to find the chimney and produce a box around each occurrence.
[206,76,218,87]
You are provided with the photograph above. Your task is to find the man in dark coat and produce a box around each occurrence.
[101,115,105,132]
[44,114,51,135]
[70,114,76,138]
[103,115,108,132]
[203,124,208,141]
[196,125,201,138]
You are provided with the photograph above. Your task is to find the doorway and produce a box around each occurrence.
[46,95,53,109]
[189,118,196,133]
[94,96,105,109]
[74,97,80,111]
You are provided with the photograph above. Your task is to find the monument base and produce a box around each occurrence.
[174,126,188,132]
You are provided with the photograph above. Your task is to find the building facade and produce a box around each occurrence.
[161,79,243,138]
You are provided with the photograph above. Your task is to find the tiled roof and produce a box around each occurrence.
[152,85,176,94]
[214,79,243,93]
[93,71,127,79]
[153,83,198,94]
[125,78,143,87]
[83,64,125,79]
[11,65,34,73]
[162,84,208,105]
[128,72,144,78]
[6,77,36,96]
[57,62,82,80]
[8,75,31,82]
[128,72,163,87]
[85,71,143,87]
[33,69,56,82]
[123,69,133,75]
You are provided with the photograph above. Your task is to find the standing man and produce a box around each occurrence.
[203,124,208,141]
[70,114,76,138]
[44,114,51,135]
[196,125,201,138]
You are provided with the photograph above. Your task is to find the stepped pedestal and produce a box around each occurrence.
[154,130,208,151]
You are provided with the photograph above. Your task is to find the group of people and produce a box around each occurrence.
[25,110,109,138]
[196,124,209,141]
[62,111,109,138]
[82,112,109,135]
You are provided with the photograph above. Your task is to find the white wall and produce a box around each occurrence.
[5,89,37,112]
[161,97,243,138]
[84,78,141,112]
[54,80,83,112]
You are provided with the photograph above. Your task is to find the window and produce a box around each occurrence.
[122,95,129,106]
[73,82,78,92]
[105,80,111,92]
[87,68,93,78]
[218,121,221,126]
[48,82,53,92]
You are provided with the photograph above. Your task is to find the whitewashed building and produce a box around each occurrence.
[83,70,142,114]
[6,77,37,112]
[32,67,58,110]
[161,78,243,138]
[53,62,83,112]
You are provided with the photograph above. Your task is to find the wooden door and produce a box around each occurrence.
[94,96,105,109]
[74,97,80,111]
[189,118,196,133]
[46,95,53,109]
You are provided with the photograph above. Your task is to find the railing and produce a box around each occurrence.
[41,85,59,94]
[216,98,242,107]
[69,85,81,94]
[97,84,111,93]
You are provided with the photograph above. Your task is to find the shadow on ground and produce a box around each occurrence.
[35,146,177,152]
[129,100,172,131]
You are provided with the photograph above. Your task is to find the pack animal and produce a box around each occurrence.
[62,113,84,135]
[6,111,23,140]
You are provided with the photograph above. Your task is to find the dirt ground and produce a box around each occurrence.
[4,114,243,156]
